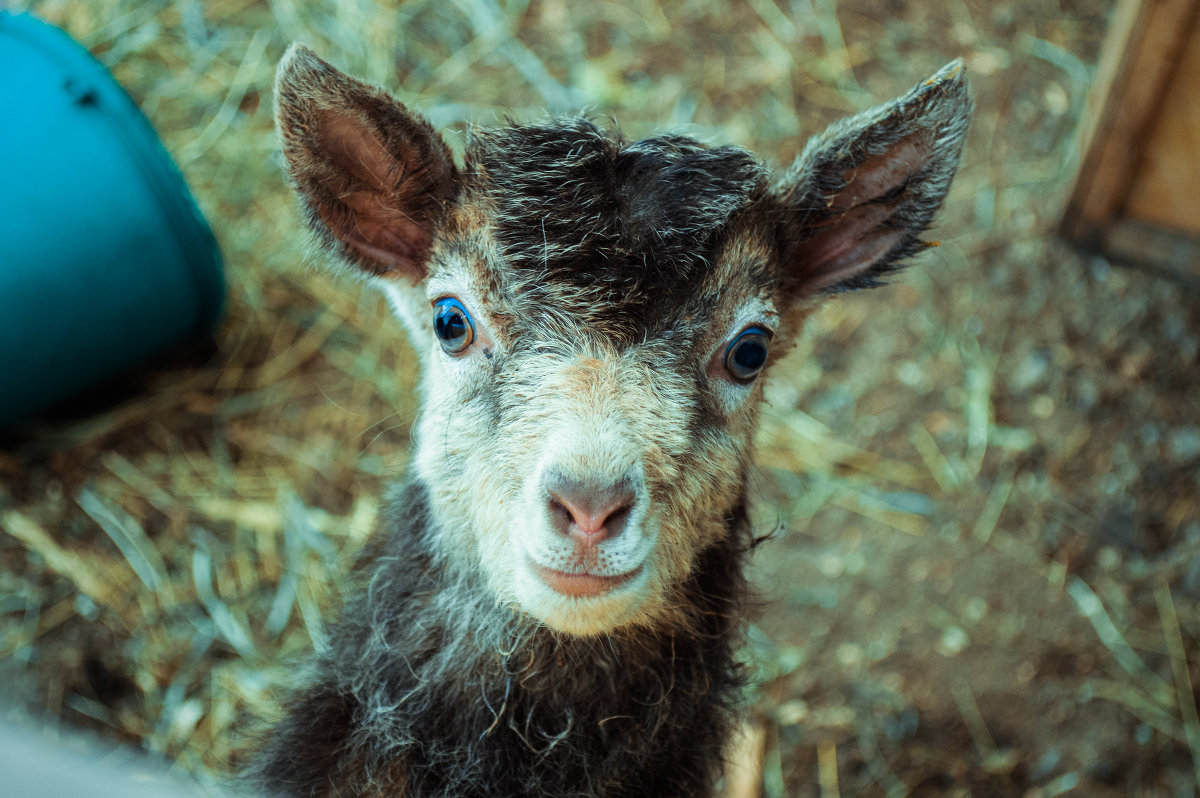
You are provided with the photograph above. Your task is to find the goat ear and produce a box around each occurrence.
[274,44,458,280]
[776,61,971,295]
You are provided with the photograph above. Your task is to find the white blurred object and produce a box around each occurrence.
[0,720,239,798]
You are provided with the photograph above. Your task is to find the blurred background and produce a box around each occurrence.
[1,0,1198,795]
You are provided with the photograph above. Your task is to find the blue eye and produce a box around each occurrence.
[724,327,770,381]
[433,297,475,355]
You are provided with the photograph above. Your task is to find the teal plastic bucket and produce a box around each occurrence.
[0,13,224,427]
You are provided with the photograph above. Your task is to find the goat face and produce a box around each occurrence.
[275,45,970,636]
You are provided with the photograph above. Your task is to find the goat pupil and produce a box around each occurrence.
[433,298,474,354]
[437,313,465,340]
[733,341,765,371]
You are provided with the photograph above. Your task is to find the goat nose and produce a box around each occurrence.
[544,474,636,545]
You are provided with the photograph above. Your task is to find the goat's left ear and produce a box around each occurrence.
[776,61,971,295]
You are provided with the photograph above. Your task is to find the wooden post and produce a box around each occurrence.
[1062,0,1200,280]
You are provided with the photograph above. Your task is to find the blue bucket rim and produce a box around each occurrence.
[0,11,225,335]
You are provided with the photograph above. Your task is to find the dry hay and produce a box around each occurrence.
[2,0,1199,794]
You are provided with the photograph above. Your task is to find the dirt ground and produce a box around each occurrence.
[2,0,1199,795]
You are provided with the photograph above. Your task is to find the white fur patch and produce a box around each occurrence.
[375,248,773,636]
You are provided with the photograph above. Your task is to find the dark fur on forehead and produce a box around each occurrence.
[467,119,769,314]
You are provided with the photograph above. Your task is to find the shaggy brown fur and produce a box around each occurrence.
[245,45,970,797]
[246,482,748,797]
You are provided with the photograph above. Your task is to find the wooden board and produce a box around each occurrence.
[1123,7,1200,234]
[1062,0,1200,279]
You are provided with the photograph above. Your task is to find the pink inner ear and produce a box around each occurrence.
[308,111,434,277]
[317,112,397,192]
[337,191,426,269]
[792,134,931,291]
[839,137,927,207]
[799,226,909,292]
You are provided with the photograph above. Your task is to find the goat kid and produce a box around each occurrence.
[247,45,970,798]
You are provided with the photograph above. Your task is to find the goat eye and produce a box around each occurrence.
[723,327,770,382]
[433,297,475,355]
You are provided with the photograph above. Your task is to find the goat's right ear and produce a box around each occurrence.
[775,61,971,296]
[274,44,459,280]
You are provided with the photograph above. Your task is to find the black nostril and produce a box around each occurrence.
[603,504,631,538]
[547,496,572,528]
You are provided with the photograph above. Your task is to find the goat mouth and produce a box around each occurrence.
[529,560,640,598]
